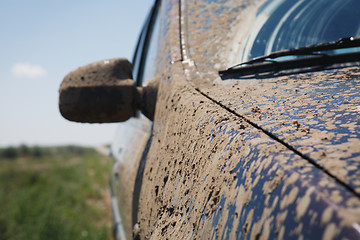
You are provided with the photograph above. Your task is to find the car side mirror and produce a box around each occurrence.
[59,58,158,123]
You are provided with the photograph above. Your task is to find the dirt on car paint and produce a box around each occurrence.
[129,0,360,239]
[82,0,360,239]
[60,58,133,89]
[136,69,360,239]
[201,67,360,197]
[59,58,138,123]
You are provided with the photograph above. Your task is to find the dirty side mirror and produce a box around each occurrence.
[59,58,158,123]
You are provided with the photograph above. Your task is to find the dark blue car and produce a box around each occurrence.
[59,0,360,239]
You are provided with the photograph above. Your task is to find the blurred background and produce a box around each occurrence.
[0,1,155,239]
[0,0,154,147]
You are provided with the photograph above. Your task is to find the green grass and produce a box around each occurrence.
[0,145,112,240]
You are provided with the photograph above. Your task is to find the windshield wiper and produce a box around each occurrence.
[219,37,360,77]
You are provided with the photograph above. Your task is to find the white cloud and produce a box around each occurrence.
[12,63,46,78]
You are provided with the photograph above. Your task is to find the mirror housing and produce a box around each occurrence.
[59,58,158,123]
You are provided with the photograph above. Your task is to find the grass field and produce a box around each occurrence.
[0,145,113,240]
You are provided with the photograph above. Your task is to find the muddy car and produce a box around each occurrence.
[59,0,360,239]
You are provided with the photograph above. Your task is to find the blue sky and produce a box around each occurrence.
[0,0,154,147]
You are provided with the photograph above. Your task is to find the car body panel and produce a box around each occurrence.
[110,117,152,239]
[181,0,360,201]
[201,67,360,196]
[109,0,360,239]
[137,66,360,239]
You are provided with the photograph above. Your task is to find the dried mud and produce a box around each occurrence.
[137,71,360,239]
[133,0,360,239]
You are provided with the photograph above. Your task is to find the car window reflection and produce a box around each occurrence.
[242,0,360,61]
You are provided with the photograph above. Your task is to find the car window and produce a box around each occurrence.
[241,0,360,62]
[132,0,161,86]
[141,9,161,85]
[132,19,149,84]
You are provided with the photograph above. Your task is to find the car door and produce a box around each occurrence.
[110,1,161,239]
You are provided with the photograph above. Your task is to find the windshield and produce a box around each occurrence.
[241,0,360,62]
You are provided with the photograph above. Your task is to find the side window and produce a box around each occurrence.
[141,7,161,84]
[132,0,161,86]
[131,16,150,83]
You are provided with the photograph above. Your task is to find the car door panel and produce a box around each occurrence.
[111,117,152,239]
[137,76,360,239]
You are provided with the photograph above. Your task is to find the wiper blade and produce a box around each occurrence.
[220,36,360,74]
[219,51,360,79]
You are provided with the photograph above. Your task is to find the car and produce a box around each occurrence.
[59,0,360,239]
